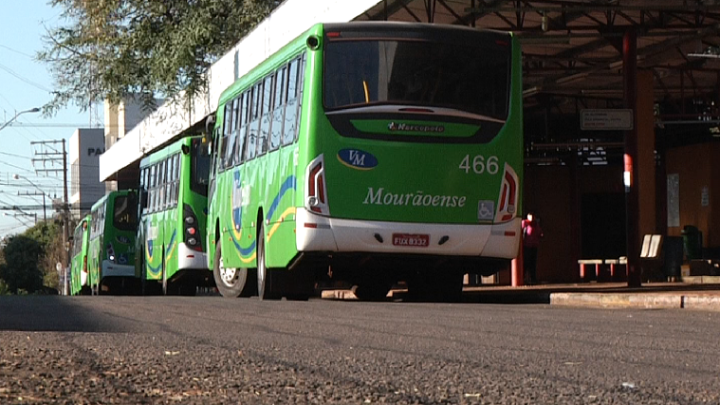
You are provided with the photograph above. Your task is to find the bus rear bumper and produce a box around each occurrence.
[177,243,208,270]
[295,208,521,259]
[101,261,135,278]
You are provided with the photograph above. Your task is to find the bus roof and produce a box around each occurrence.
[217,21,514,107]
[90,189,137,212]
[139,135,202,168]
[217,23,323,106]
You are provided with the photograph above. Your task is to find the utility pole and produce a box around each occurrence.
[31,140,71,288]
[17,191,46,221]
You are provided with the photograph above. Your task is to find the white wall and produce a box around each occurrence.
[100,0,382,181]
[70,129,105,214]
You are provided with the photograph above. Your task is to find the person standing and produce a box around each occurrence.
[522,212,544,284]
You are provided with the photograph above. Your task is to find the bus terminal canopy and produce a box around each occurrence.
[101,0,720,180]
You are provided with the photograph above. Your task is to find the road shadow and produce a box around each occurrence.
[0,296,131,333]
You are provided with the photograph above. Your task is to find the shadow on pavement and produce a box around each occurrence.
[0,296,130,333]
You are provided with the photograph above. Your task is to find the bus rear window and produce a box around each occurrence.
[324,39,510,120]
[191,138,210,197]
[113,195,137,231]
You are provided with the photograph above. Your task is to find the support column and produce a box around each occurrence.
[636,70,657,238]
[623,30,642,287]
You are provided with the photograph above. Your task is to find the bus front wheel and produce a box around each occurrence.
[213,242,248,298]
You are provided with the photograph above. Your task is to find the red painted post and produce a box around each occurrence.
[623,29,642,288]
[511,242,524,287]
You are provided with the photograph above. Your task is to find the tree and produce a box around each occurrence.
[0,236,43,294]
[0,221,64,294]
[38,0,279,114]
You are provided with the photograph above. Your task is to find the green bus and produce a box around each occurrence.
[207,22,523,301]
[70,214,91,295]
[136,136,212,295]
[87,190,138,295]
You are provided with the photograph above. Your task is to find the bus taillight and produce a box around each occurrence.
[183,204,203,251]
[305,155,330,215]
[495,163,519,223]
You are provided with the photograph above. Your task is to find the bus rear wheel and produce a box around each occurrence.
[257,225,280,300]
[213,243,249,298]
[352,282,391,302]
[408,271,463,303]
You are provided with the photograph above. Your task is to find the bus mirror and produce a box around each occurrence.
[205,115,216,135]
[307,36,320,50]
[181,144,190,155]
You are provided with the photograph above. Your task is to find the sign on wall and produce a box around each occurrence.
[580,109,634,131]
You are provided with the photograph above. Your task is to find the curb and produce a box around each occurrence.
[551,293,720,311]
[320,290,358,300]
[682,295,720,311]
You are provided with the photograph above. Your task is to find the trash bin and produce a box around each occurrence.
[681,225,703,260]
[663,236,683,277]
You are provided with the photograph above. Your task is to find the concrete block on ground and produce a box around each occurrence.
[551,293,682,309]
[682,295,720,311]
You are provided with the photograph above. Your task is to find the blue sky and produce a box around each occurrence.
[0,1,100,238]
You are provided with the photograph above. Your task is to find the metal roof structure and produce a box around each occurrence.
[358,1,720,106]
[356,0,720,164]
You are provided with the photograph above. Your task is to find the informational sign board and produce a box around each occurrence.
[580,109,634,130]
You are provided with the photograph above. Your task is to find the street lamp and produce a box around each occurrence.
[13,174,47,221]
[0,107,41,133]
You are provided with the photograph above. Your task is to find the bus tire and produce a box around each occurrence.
[408,271,463,303]
[352,283,391,302]
[257,224,280,300]
[161,247,177,296]
[213,242,248,298]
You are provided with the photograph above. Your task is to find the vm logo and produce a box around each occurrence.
[337,149,378,171]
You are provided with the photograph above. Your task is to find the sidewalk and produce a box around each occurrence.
[321,282,720,311]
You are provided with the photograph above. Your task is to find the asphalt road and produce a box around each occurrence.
[1,295,719,404]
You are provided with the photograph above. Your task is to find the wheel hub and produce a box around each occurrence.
[219,257,237,286]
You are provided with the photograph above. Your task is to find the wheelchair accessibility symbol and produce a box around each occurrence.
[477,200,495,221]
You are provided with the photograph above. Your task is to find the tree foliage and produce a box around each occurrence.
[0,236,43,294]
[38,0,279,114]
[0,221,64,294]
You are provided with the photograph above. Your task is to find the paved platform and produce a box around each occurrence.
[321,282,720,311]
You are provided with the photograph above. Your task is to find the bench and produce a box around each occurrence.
[604,256,627,281]
[578,259,604,281]
[640,234,664,281]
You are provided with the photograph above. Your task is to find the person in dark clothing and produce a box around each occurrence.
[521,212,544,284]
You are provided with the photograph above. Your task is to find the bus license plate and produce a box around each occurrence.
[392,233,429,247]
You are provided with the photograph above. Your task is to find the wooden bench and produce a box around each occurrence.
[604,257,627,281]
[640,234,665,281]
[578,259,604,281]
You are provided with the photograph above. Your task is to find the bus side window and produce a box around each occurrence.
[165,157,173,209]
[149,165,156,214]
[144,167,150,210]
[270,66,286,151]
[172,155,177,207]
[173,153,180,205]
[219,104,232,172]
[235,91,248,165]
[155,161,162,212]
[225,97,239,168]
[283,57,301,146]
[161,159,168,210]
[258,74,273,156]
[245,84,260,161]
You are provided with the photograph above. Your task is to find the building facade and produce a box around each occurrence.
[69,128,105,219]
